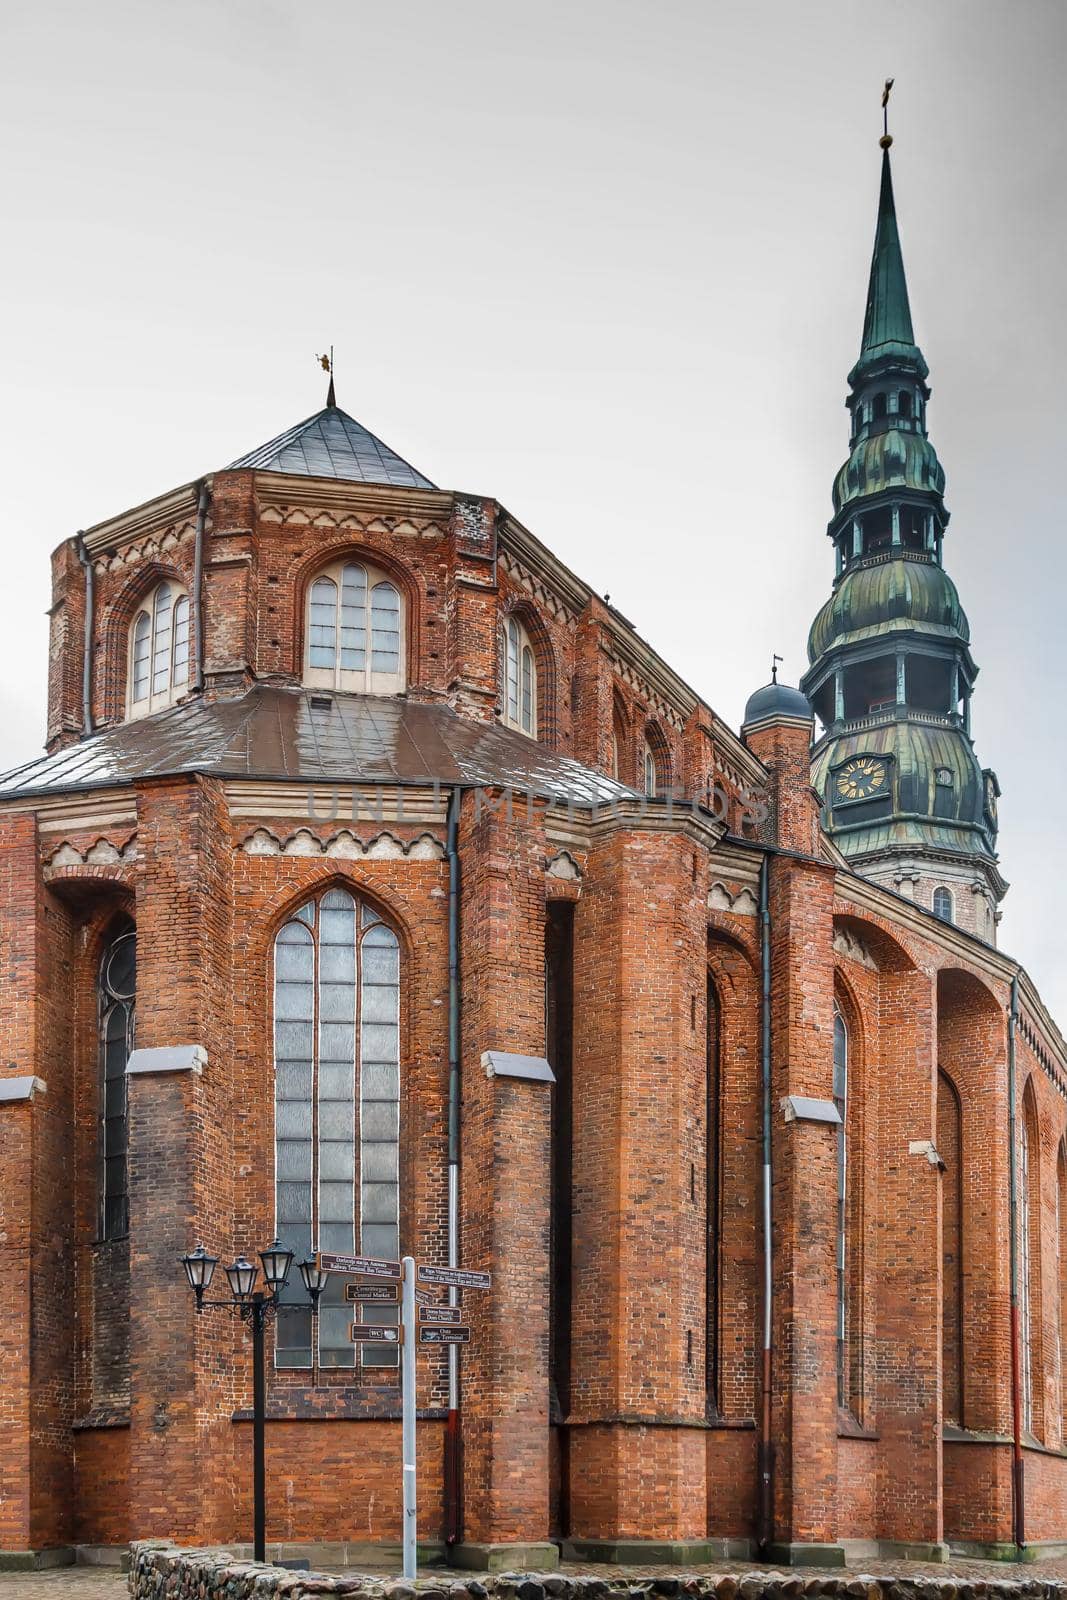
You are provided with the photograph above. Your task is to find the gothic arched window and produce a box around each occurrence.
[305,560,405,694]
[938,1069,964,1424]
[273,888,401,1370]
[643,742,658,798]
[934,887,954,924]
[833,1008,849,1407]
[1021,1085,1042,1437]
[501,615,537,738]
[98,919,136,1241]
[128,582,191,717]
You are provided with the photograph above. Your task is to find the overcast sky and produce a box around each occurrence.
[1,1,1065,1014]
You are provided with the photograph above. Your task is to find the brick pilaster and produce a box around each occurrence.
[458,791,552,1547]
[569,822,709,1540]
[768,854,838,1549]
[126,776,235,1542]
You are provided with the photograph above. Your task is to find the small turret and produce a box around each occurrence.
[742,669,818,855]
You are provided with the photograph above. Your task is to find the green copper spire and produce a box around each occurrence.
[849,144,928,385]
[862,149,914,352]
[801,122,1007,944]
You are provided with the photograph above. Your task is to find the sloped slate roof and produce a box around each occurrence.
[226,407,435,489]
[0,687,633,806]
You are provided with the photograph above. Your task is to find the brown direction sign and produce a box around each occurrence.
[416,1264,491,1291]
[418,1325,471,1345]
[350,1323,402,1344]
[414,1287,437,1308]
[319,1252,401,1280]
[418,1303,462,1325]
[345,1283,400,1304]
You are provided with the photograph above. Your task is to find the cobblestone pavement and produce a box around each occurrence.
[0,1574,126,1600]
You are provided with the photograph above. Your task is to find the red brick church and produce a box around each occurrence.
[2,138,1065,1570]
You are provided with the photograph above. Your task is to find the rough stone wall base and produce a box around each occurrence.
[561,1539,752,1565]
[0,1547,75,1571]
[450,1542,560,1572]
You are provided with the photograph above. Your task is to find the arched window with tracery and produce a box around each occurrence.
[305,559,406,694]
[1021,1084,1042,1437]
[273,888,401,1370]
[1058,1142,1067,1441]
[501,615,537,738]
[128,581,191,717]
[707,977,722,1415]
[938,1069,964,1424]
[833,1008,849,1407]
[98,918,136,1241]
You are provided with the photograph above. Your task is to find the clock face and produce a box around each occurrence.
[835,755,888,802]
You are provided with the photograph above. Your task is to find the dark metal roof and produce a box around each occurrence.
[742,681,812,727]
[226,407,435,489]
[0,687,633,806]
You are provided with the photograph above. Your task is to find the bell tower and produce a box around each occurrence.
[800,131,1006,942]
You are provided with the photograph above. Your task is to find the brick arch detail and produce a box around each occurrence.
[98,560,192,725]
[500,596,560,750]
[707,928,760,1425]
[643,718,673,791]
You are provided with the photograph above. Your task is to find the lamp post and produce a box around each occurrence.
[180,1240,325,1562]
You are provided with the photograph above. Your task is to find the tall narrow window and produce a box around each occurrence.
[1058,1143,1067,1440]
[304,560,406,694]
[1021,1110,1034,1433]
[1021,1086,1042,1437]
[707,978,722,1416]
[501,615,538,738]
[833,1008,849,1408]
[273,889,401,1370]
[98,919,136,1241]
[938,1069,964,1424]
[128,582,191,718]
[933,887,954,923]
[644,743,658,798]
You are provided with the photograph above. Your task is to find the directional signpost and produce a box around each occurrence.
[418,1324,471,1345]
[344,1282,400,1304]
[317,1251,492,1581]
[417,1303,462,1325]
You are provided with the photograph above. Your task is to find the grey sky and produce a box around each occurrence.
[1,1,1064,1012]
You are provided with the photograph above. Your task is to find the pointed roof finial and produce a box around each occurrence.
[317,346,336,408]
[850,98,928,381]
[881,78,894,149]
[772,653,783,684]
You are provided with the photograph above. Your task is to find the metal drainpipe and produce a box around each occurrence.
[444,786,463,1545]
[1007,972,1024,1552]
[75,532,93,735]
[757,853,774,1556]
[191,480,210,693]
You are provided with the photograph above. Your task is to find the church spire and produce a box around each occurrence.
[860,148,915,356]
[849,136,928,387]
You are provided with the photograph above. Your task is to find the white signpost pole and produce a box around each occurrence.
[401,1255,417,1581]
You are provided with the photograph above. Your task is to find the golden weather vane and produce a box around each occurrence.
[881,78,894,148]
[316,346,336,407]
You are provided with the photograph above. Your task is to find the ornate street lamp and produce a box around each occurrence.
[180,1239,323,1562]
[180,1245,219,1309]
